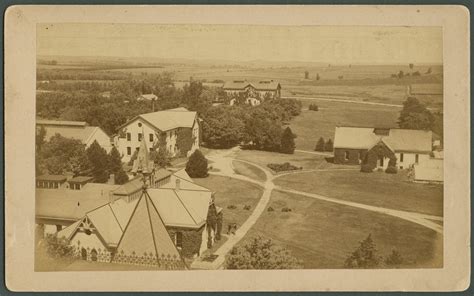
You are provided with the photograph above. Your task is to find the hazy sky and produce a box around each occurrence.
[37,24,443,64]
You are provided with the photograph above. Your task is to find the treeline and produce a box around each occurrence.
[36,132,128,184]
[398,96,443,141]
[36,74,224,136]
[201,99,301,153]
[37,69,129,81]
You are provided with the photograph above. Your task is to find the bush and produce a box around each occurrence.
[243,205,252,211]
[227,205,237,210]
[281,207,292,212]
[185,149,209,178]
[315,137,325,151]
[360,164,373,173]
[309,104,319,111]
[267,162,302,172]
[384,249,403,267]
[280,127,296,154]
[385,166,398,174]
[267,207,274,212]
[324,139,334,152]
[345,234,380,268]
[43,234,74,258]
[226,236,302,269]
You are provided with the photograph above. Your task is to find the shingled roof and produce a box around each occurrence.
[334,127,433,153]
[121,107,197,132]
[223,80,281,91]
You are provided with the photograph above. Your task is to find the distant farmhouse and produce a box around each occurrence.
[333,127,433,170]
[136,93,158,101]
[36,120,113,152]
[115,107,200,162]
[36,141,222,268]
[223,80,281,106]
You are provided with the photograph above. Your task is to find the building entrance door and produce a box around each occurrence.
[90,249,98,261]
[81,248,87,260]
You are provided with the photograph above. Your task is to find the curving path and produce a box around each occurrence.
[191,148,443,269]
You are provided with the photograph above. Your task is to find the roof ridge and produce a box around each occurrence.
[172,190,198,225]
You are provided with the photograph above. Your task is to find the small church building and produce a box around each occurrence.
[333,126,433,170]
[49,140,222,269]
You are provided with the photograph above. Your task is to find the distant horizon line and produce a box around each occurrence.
[36,54,444,66]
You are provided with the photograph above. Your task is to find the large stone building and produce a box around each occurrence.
[333,126,433,170]
[36,120,113,152]
[37,140,222,269]
[223,80,281,106]
[114,107,200,163]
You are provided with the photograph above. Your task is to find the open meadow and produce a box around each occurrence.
[235,190,443,269]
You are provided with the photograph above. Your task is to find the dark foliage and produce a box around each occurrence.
[345,234,380,268]
[324,139,334,152]
[267,162,302,172]
[315,137,325,152]
[280,127,296,154]
[185,149,208,178]
[86,140,110,183]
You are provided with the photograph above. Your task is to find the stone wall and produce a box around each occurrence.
[334,148,367,165]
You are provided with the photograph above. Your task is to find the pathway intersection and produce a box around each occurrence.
[190,147,443,269]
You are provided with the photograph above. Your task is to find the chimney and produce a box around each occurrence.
[108,174,115,185]
[175,179,180,191]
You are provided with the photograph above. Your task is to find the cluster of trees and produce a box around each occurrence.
[36,73,221,136]
[398,97,443,141]
[226,236,302,269]
[36,132,128,184]
[315,137,333,152]
[345,234,404,268]
[37,68,128,81]
[201,99,301,153]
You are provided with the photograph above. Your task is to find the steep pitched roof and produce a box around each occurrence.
[131,137,154,174]
[122,107,197,132]
[334,126,432,153]
[112,191,184,269]
[223,80,280,91]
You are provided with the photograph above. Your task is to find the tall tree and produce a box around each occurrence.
[315,137,325,152]
[108,147,129,184]
[185,149,208,178]
[325,138,334,152]
[398,97,434,130]
[36,126,47,152]
[86,140,110,183]
[345,234,380,268]
[280,127,296,154]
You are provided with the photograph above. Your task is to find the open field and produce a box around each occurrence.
[37,59,443,107]
[235,190,443,269]
[274,169,443,216]
[192,175,263,231]
[232,160,267,182]
[289,99,400,151]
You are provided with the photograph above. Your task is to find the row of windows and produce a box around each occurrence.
[126,131,179,142]
[126,146,177,156]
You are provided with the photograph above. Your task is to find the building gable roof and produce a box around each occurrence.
[334,126,432,153]
[121,107,197,132]
[37,120,111,145]
[223,80,280,91]
[113,191,183,267]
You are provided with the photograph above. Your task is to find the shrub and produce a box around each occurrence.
[315,137,325,151]
[44,234,74,258]
[243,205,252,211]
[226,236,302,269]
[309,104,319,111]
[267,207,274,212]
[281,207,292,212]
[280,127,296,154]
[360,164,373,173]
[384,249,404,267]
[185,149,209,178]
[385,166,398,174]
[345,234,380,268]
[227,205,237,210]
[267,162,301,172]
[324,139,334,152]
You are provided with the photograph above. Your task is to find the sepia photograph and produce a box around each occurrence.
[5,5,470,292]
[34,23,444,271]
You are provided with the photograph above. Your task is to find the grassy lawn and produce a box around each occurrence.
[236,149,341,172]
[232,160,266,182]
[235,190,442,269]
[192,175,263,233]
[274,169,443,216]
[289,99,400,151]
